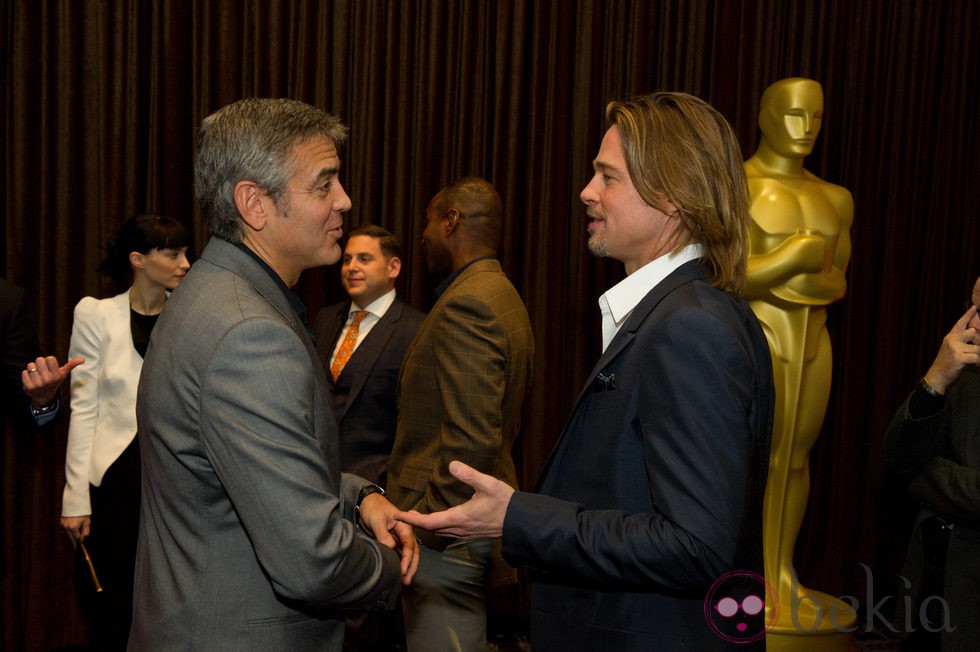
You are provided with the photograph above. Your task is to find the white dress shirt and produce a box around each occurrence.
[328,289,396,368]
[599,244,704,352]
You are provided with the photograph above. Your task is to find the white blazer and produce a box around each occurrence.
[62,290,143,516]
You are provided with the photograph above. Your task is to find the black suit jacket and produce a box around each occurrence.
[313,297,425,486]
[1,278,40,424]
[503,260,774,650]
[885,367,980,650]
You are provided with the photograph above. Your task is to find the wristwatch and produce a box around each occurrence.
[918,377,944,398]
[355,484,386,526]
[30,398,59,418]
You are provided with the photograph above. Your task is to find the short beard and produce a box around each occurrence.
[587,234,609,258]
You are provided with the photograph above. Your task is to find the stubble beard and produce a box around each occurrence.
[273,192,292,218]
[587,232,609,258]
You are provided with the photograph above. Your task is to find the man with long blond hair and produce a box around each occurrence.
[400,92,774,649]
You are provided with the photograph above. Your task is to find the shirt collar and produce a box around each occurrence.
[235,241,313,336]
[599,243,703,350]
[351,288,396,319]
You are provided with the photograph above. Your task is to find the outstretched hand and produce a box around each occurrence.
[396,461,514,540]
[357,493,420,585]
[923,304,979,394]
[22,356,84,408]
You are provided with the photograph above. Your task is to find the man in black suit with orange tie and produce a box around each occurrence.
[313,224,424,488]
[313,224,424,651]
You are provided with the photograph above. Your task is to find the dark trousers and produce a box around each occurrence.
[73,437,141,652]
[901,515,950,652]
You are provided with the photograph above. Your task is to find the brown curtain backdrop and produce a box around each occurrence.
[3,1,978,648]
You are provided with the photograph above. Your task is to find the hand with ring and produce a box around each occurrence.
[22,355,85,409]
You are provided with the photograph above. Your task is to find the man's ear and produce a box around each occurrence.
[445,209,460,236]
[387,256,402,280]
[234,181,268,231]
[653,194,681,231]
[658,194,679,220]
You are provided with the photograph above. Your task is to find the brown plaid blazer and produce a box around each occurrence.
[387,258,533,548]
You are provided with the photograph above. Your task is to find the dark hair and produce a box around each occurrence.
[433,176,503,249]
[97,214,189,285]
[346,224,403,260]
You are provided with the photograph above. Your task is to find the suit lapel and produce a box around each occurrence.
[326,304,348,354]
[203,237,322,375]
[336,301,404,419]
[109,290,148,376]
[203,238,300,326]
[317,303,349,383]
[538,260,706,487]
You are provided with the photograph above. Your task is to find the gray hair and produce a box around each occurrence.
[194,98,348,242]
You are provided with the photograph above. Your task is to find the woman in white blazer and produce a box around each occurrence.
[60,214,190,651]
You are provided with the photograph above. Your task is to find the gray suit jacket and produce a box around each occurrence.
[312,297,424,486]
[131,238,401,651]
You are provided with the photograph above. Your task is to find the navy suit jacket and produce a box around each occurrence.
[503,260,774,650]
[312,297,424,486]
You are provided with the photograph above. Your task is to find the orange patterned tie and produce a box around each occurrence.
[330,310,368,381]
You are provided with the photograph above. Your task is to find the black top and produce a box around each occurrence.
[131,310,160,358]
